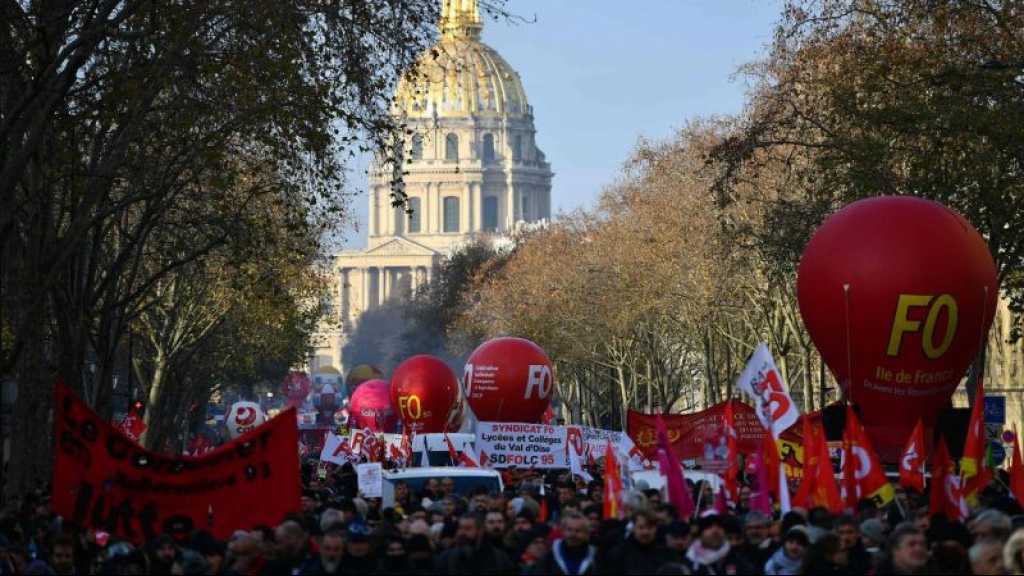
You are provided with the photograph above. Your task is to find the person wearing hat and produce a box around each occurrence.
[663,520,691,557]
[340,522,377,574]
[683,513,754,576]
[764,525,809,575]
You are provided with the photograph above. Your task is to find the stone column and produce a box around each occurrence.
[505,185,515,231]
[471,183,482,232]
[380,267,388,304]
[362,267,371,311]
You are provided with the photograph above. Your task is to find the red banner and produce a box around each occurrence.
[53,383,300,542]
[628,401,795,461]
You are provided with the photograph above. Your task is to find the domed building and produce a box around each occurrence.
[309,0,553,372]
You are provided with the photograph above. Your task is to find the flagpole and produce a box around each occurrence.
[842,283,853,407]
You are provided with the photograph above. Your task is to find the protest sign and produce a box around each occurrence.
[356,463,383,498]
[320,433,351,465]
[52,383,300,543]
[476,422,567,468]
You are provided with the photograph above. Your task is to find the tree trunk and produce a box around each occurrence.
[8,316,54,500]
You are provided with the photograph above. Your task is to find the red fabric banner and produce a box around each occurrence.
[628,401,784,461]
[53,383,300,542]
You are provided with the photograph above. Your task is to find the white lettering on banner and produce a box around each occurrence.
[476,421,567,469]
[524,365,553,399]
[356,463,383,498]
[464,364,499,400]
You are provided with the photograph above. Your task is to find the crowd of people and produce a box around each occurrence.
[6,460,1024,575]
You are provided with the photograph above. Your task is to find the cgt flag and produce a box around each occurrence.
[899,419,927,494]
[53,382,300,543]
[842,404,894,510]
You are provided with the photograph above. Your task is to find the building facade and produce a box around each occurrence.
[310,0,553,373]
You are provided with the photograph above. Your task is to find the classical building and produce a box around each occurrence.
[309,0,553,373]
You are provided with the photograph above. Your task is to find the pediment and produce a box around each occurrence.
[361,237,439,257]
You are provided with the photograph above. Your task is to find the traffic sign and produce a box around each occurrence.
[985,395,1006,424]
[990,441,1007,466]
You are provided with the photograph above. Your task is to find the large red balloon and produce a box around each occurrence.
[798,197,997,459]
[464,337,555,423]
[389,355,461,433]
[348,379,398,432]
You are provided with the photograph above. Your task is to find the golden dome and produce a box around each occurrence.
[394,0,530,119]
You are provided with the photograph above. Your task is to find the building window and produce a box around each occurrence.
[513,134,523,161]
[410,135,423,160]
[393,204,405,235]
[483,196,498,232]
[443,196,460,232]
[521,192,530,221]
[407,197,421,233]
[445,133,459,161]
[482,133,495,162]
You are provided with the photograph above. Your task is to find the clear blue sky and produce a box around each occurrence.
[339,0,781,249]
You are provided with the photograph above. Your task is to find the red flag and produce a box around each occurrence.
[930,437,967,521]
[763,432,781,506]
[444,433,478,468]
[603,441,624,519]
[117,405,147,442]
[723,400,739,505]
[793,417,815,509]
[656,415,695,519]
[899,419,927,493]
[842,405,894,510]
[794,419,842,513]
[1011,432,1024,509]
[961,378,991,500]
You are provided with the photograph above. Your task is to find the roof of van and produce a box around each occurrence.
[383,467,500,480]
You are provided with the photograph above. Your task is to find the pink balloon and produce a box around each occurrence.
[348,379,398,432]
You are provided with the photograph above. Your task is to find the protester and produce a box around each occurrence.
[683,513,753,575]
[529,512,596,575]
[602,509,678,574]
[968,538,1006,576]
[875,522,929,575]
[763,525,808,575]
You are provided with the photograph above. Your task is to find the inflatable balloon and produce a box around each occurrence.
[226,401,266,439]
[348,379,398,432]
[281,371,311,408]
[798,197,997,458]
[390,355,461,433]
[464,337,555,423]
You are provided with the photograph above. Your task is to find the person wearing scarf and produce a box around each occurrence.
[685,513,755,576]
[764,526,810,575]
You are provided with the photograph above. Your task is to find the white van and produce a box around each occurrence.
[629,468,723,495]
[381,466,503,507]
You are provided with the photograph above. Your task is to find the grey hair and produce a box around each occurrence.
[320,508,344,533]
[972,509,1013,541]
[745,511,771,527]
